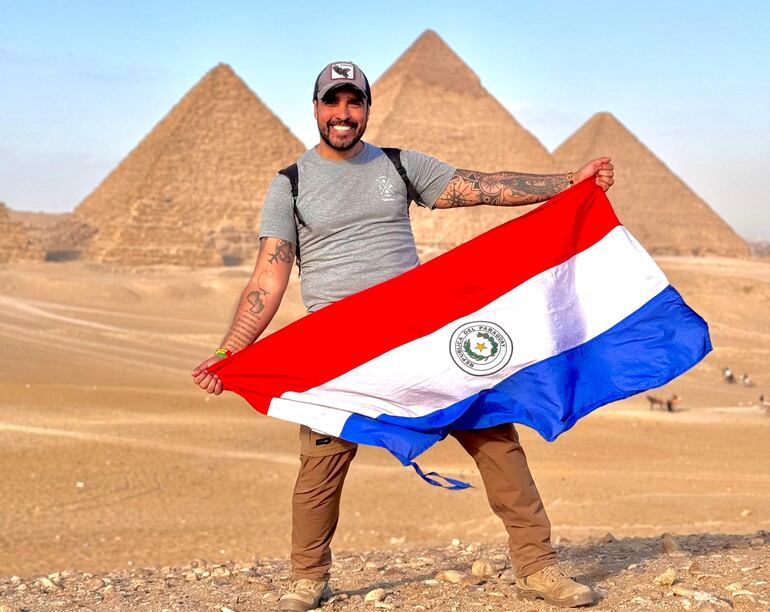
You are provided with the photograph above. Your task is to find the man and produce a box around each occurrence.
[193,61,614,609]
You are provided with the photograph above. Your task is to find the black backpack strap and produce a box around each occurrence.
[277,163,303,271]
[277,163,303,225]
[381,147,422,206]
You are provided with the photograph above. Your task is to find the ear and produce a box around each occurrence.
[313,100,318,121]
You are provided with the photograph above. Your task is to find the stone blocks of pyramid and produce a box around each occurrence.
[553,113,750,257]
[0,204,44,263]
[76,64,306,266]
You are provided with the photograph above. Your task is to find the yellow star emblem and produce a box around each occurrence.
[476,342,486,352]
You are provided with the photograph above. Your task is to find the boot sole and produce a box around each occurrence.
[278,599,320,611]
[518,587,596,608]
[278,587,332,611]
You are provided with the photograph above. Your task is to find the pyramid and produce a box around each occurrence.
[553,113,750,257]
[7,211,96,261]
[77,64,306,265]
[44,214,96,260]
[0,203,44,263]
[366,30,556,250]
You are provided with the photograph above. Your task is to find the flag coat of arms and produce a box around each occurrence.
[210,179,711,472]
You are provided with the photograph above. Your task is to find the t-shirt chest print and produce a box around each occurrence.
[375,175,397,201]
[299,171,403,230]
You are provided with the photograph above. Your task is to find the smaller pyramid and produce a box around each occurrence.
[553,113,749,257]
[9,211,97,261]
[366,30,556,250]
[44,214,96,260]
[0,204,44,263]
[77,64,306,265]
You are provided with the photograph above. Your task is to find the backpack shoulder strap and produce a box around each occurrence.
[381,147,421,205]
[278,163,298,197]
[277,163,303,224]
[276,163,303,272]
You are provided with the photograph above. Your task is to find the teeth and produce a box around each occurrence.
[332,125,352,131]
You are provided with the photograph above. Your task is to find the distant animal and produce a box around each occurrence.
[332,64,351,78]
[740,373,754,387]
[647,394,681,412]
[723,367,736,384]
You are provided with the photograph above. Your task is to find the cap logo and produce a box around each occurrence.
[331,63,354,80]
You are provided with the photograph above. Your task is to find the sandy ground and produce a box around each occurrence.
[0,257,768,599]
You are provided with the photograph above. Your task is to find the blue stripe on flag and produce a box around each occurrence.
[340,285,711,465]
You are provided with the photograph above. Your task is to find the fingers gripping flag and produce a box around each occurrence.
[208,179,711,487]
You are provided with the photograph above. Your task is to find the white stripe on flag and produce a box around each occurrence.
[268,226,667,434]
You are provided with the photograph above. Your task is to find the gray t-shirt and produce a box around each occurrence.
[259,143,456,311]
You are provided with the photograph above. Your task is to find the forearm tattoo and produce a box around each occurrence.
[438,169,570,208]
[247,288,269,314]
[220,239,296,352]
[225,309,265,352]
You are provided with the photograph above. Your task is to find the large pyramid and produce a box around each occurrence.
[366,30,556,251]
[554,112,750,257]
[77,64,306,265]
[0,203,44,263]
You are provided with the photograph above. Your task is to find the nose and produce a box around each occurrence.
[335,102,351,120]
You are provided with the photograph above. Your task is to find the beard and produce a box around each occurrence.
[318,119,367,151]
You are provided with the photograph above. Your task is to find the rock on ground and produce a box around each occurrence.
[0,532,768,611]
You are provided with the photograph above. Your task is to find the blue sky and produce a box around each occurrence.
[2,0,769,239]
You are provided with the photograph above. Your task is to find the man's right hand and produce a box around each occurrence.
[192,356,224,395]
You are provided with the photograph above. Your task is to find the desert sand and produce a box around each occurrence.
[0,255,768,610]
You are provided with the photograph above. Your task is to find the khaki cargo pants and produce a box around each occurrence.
[291,423,556,581]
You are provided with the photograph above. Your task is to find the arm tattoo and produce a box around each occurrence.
[229,327,253,349]
[267,240,295,264]
[224,297,271,351]
[247,288,270,314]
[221,239,294,352]
[438,169,570,208]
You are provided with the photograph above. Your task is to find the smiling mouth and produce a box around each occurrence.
[330,124,355,133]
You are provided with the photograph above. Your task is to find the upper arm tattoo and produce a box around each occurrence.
[266,239,296,264]
[437,169,570,208]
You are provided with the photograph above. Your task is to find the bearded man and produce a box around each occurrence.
[193,61,614,610]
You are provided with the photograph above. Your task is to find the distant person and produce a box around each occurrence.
[759,395,770,414]
[740,373,754,387]
[192,61,614,610]
[666,394,682,412]
[723,366,736,384]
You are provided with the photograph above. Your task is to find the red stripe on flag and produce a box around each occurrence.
[210,179,618,412]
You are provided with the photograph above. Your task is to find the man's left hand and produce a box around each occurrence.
[574,157,614,192]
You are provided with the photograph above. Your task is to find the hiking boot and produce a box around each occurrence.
[515,564,595,607]
[278,578,332,611]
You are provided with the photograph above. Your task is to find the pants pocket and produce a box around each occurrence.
[299,424,357,457]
